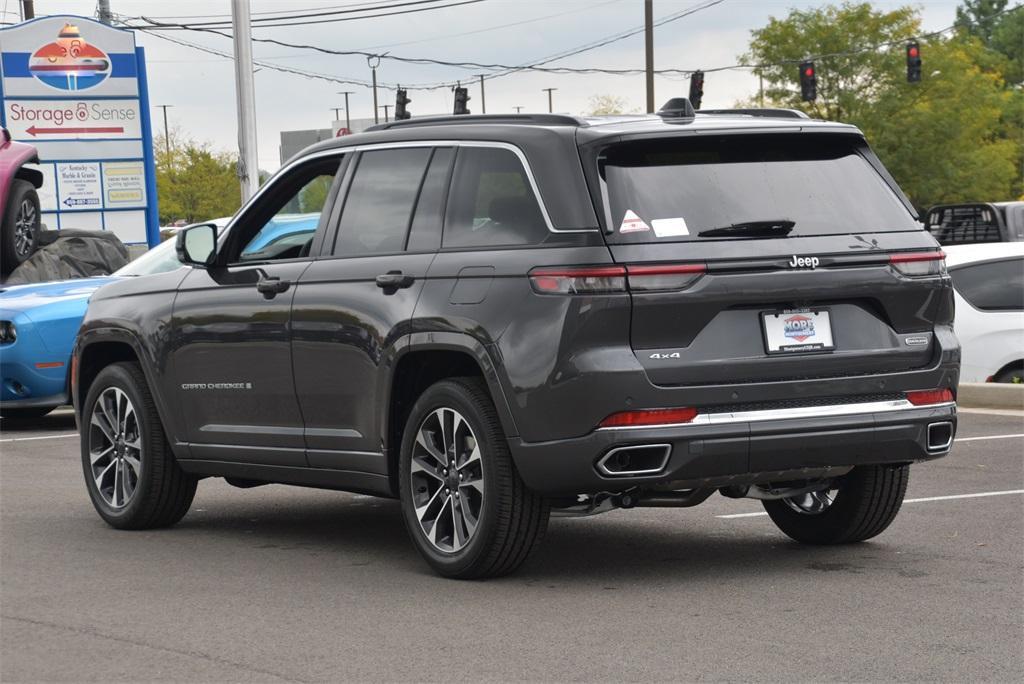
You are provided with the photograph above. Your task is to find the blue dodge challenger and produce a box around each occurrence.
[0,214,318,419]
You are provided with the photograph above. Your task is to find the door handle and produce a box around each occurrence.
[375,271,415,292]
[256,276,291,299]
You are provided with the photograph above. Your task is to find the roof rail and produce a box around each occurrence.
[697,108,810,120]
[366,113,586,131]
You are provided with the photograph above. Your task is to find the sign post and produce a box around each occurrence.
[0,15,159,246]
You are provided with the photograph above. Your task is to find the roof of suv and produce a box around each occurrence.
[299,110,863,160]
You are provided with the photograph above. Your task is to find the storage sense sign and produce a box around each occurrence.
[0,15,158,245]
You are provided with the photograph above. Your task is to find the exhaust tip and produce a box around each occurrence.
[927,421,954,452]
[596,444,672,477]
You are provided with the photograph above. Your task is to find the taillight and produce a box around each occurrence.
[599,407,699,428]
[906,388,954,406]
[890,251,946,277]
[626,263,706,291]
[528,266,627,294]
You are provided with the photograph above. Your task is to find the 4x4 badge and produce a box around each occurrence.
[789,255,820,269]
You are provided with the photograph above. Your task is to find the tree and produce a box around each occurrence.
[957,0,1023,85]
[741,2,1022,207]
[955,0,1008,42]
[743,2,920,121]
[155,129,242,225]
[587,94,635,115]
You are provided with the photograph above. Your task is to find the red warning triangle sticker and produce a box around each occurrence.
[619,209,651,233]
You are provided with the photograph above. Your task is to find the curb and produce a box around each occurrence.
[958,383,1024,410]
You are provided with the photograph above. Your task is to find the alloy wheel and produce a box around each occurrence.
[14,199,37,258]
[410,407,485,553]
[88,387,142,509]
[783,487,838,515]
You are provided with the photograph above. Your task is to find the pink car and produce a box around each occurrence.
[0,128,43,275]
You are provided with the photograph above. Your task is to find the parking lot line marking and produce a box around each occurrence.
[717,489,1024,519]
[955,433,1024,442]
[0,434,77,443]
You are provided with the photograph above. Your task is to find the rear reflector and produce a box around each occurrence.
[529,266,626,294]
[34,361,65,369]
[599,406,699,428]
[627,263,706,291]
[905,388,954,406]
[890,251,946,277]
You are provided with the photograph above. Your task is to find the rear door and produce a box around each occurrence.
[592,132,949,387]
[291,145,450,469]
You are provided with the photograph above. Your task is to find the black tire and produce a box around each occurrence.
[994,366,1023,384]
[0,406,54,420]
[1,180,41,274]
[763,465,909,545]
[398,377,549,579]
[80,362,197,529]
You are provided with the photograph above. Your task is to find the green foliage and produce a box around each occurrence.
[155,129,241,225]
[587,94,635,115]
[741,2,1023,208]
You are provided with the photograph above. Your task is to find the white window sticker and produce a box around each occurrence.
[651,217,689,237]
[619,209,651,233]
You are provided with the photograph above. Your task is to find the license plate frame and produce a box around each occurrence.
[761,308,835,355]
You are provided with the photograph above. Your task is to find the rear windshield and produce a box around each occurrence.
[599,134,919,243]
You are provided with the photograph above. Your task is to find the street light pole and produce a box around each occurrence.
[644,0,654,113]
[368,57,380,124]
[338,91,353,131]
[477,74,486,114]
[156,104,173,157]
[380,104,391,123]
[231,0,260,201]
[542,88,557,113]
[513,106,523,113]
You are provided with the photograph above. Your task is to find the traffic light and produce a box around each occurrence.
[906,41,922,83]
[688,70,704,110]
[395,88,411,120]
[453,86,471,115]
[798,61,817,102]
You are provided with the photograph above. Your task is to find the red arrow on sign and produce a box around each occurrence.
[25,125,125,137]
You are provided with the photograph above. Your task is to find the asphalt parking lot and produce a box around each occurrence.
[1,409,1021,682]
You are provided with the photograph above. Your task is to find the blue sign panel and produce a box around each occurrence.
[0,15,159,246]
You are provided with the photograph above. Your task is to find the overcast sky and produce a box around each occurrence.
[9,0,961,170]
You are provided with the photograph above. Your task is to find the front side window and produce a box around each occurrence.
[333,148,432,256]
[951,259,1024,311]
[233,156,341,263]
[443,147,548,249]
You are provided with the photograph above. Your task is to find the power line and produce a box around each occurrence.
[123,0,726,75]
[141,0,444,21]
[149,0,468,27]
[130,0,489,31]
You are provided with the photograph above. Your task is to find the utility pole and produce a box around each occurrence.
[758,73,764,108]
[156,105,173,157]
[380,104,391,123]
[477,74,486,114]
[368,56,380,124]
[542,88,557,113]
[231,0,259,201]
[644,0,654,113]
[338,91,353,130]
[21,0,34,20]
[97,0,113,25]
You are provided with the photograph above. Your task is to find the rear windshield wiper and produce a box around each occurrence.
[697,220,795,238]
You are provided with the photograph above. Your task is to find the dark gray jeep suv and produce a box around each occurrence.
[73,104,959,578]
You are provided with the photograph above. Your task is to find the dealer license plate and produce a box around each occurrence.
[761,308,835,354]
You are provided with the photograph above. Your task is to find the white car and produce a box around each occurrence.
[945,243,1024,383]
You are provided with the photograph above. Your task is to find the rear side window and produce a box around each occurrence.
[600,134,919,244]
[334,148,432,256]
[951,258,1024,311]
[443,147,548,249]
[926,205,1003,245]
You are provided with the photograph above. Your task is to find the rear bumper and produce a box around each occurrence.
[510,400,956,496]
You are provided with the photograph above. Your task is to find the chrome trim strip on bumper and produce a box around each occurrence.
[598,399,956,430]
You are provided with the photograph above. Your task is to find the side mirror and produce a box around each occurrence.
[176,223,218,268]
